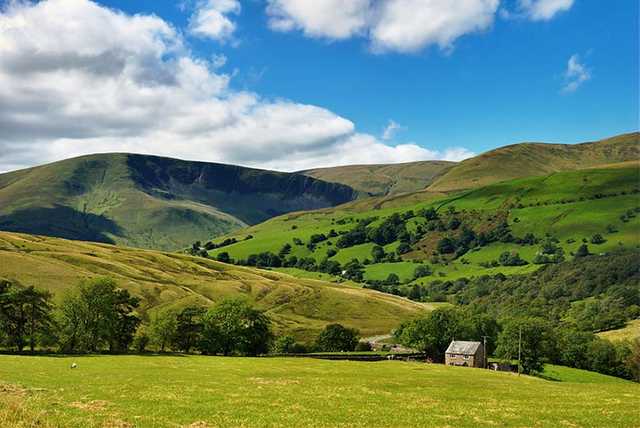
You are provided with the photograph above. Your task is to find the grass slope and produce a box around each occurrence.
[206,164,640,283]
[0,154,357,250]
[1,355,638,427]
[428,132,639,192]
[598,319,640,342]
[0,231,427,339]
[301,160,455,196]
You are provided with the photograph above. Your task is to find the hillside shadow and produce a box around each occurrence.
[0,205,123,244]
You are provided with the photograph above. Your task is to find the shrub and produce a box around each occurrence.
[315,323,359,352]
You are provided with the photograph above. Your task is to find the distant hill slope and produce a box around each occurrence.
[428,132,639,192]
[0,154,358,250]
[0,231,428,338]
[301,161,455,196]
[205,163,640,287]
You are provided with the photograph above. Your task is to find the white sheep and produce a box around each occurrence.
[70,362,77,369]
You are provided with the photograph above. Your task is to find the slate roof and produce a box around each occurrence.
[445,341,482,355]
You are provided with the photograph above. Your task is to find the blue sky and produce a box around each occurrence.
[0,0,637,171]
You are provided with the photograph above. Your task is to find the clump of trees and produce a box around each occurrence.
[394,307,638,379]
[0,279,54,352]
[314,323,360,352]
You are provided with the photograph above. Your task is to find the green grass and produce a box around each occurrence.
[0,231,428,340]
[0,355,638,427]
[597,319,640,342]
[207,164,640,284]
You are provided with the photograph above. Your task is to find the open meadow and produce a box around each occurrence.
[1,355,639,428]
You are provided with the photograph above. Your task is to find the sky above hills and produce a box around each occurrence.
[0,0,637,173]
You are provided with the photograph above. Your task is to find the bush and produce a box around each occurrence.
[591,234,606,245]
[413,265,432,279]
[315,324,359,352]
[354,341,373,352]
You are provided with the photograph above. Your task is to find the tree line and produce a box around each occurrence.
[395,306,640,381]
[0,277,363,356]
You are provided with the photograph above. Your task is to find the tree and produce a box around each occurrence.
[371,245,385,263]
[385,273,400,285]
[216,252,232,263]
[394,307,469,361]
[315,323,359,352]
[148,309,178,352]
[342,259,364,282]
[437,237,456,254]
[271,335,297,354]
[0,280,54,352]
[498,251,528,266]
[199,299,271,356]
[413,265,432,279]
[57,277,140,353]
[495,317,554,374]
[397,242,412,255]
[173,306,206,353]
[574,244,590,258]
[590,234,606,245]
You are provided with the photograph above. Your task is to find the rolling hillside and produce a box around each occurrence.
[204,163,640,285]
[428,132,639,192]
[0,231,429,339]
[301,160,455,195]
[0,154,358,250]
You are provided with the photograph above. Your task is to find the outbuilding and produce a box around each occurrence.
[445,340,485,368]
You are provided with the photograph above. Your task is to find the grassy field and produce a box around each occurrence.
[1,355,638,428]
[0,231,428,340]
[206,164,640,284]
[598,319,640,342]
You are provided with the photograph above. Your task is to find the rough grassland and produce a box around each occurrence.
[301,160,455,196]
[0,232,427,339]
[598,319,640,342]
[0,355,638,428]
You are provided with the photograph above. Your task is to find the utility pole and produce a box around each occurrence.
[481,335,489,369]
[517,325,522,376]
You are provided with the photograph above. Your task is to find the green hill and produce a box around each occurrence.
[428,132,639,192]
[301,160,455,196]
[0,154,358,250]
[204,163,640,287]
[0,231,429,339]
[1,355,638,428]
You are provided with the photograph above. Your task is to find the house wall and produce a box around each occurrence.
[445,348,485,368]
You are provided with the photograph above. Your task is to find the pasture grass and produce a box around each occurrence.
[0,355,638,427]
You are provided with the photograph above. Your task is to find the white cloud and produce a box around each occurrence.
[189,0,240,42]
[266,0,370,39]
[369,0,499,53]
[0,0,471,173]
[517,0,574,21]
[562,54,590,93]
[382,120,405,140]
[266,0,500,53]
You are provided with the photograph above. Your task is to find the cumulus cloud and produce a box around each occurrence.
[562,54,590,93]
[517,0,574,21]
[382,120,405,140]
[266,0,500,53]
[189,0,240,42]
[267,0,371,39]
[0,0,470,173]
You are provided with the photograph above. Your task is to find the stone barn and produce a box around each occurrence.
[445,341,485,368]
